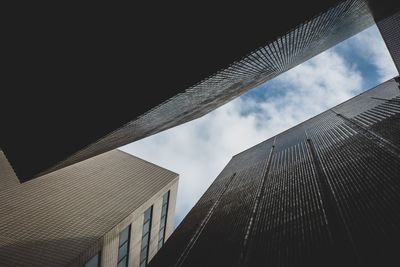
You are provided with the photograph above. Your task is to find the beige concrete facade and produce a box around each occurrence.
[0,149,179,267]
[0,150,19,190]
[100,178,178,267]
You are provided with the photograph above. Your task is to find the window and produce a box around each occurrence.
[139,206,153,267]
[158,191,170,250]
[85,252,100,267]
[118,225,131,267]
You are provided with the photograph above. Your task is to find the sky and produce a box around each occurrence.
[120,25,398,228]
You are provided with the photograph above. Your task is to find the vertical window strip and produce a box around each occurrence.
[117,225,131,267]
[139,206,153,267]
[158,191,170,250]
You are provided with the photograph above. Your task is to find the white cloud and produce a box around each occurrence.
[120,25,396,227]
[255,50,363,130]
[120,100,268,226]
[341,25,398,81]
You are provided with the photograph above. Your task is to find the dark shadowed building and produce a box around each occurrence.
[0,150,178,267]
[2,0,399,182]
[148,77,400,267]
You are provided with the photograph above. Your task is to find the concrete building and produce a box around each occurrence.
[2,1,399,182]
[149,77,400,267]
[0,150,19,190]
[0,150,178,267]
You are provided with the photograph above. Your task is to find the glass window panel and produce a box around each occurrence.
[158,193,169,249]
[144,207,152,222]
[161,205,167,217]
[85,253,99,267]
[139,261,146,267]
[162,192,169,204]
[119,227,130,246]
[140,206,152,266]
[160,217,166,228]
[143,221,150,236]
[117,257,127,267]
[158,240,163,250]
[141,234,149,250]
[140,247,147,262]
[118,242,128,261]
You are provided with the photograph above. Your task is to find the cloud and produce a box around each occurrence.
[120,100,268,226]
[120,25,397,227]
[253,50,363,130]
[337,25,398,82]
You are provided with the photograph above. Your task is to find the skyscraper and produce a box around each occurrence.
[377,11,400,70]
[149,77,400,267]
[2,0,399,182]
[0,150,178,267]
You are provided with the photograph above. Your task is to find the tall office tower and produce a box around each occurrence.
[377,11,400,72]
[149,77,400,267]
[2,0,399,182]
[0,150,178,267]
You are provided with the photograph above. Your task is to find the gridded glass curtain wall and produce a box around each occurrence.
[158,191,170,250]
[117,226,131,267]
[140,206,153,267]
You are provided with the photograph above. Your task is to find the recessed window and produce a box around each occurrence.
[139,206,153,267]
[118,225,131,267]
[85,252,100,267]
[158,191,170,250]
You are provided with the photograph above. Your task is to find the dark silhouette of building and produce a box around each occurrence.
[2,0,399,182]
[148,77,400,267]
[0,150,178,267]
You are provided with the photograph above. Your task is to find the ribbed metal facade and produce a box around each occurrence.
[0,150,178,267]
[5,0,400,182]
[378,11,400,72]
[149,77,400,267]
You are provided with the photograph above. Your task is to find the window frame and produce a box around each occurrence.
[139,206,153,267]
[117,225,131,267]
[158,191,170,250]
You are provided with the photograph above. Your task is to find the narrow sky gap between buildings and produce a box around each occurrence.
[120,24,398,228]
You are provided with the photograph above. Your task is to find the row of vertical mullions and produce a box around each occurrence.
[240,141,275,266]
[175,173,237,266]
[307,105,400,265]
